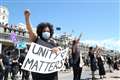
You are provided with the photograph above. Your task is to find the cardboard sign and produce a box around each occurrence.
[21,42,68,74]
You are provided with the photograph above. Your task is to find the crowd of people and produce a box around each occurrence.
[0,47,30,80]
[0,10,120,80]
[0,44,120,80]
[0,23,27,36]
[63,40,120,80]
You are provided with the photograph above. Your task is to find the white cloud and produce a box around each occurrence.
[81,39,120,51]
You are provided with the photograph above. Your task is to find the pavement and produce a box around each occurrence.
[59,65,120,80]
[7,65,120,80]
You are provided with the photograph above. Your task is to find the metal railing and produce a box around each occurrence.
[0,26,30,43]
[0,32,30,43]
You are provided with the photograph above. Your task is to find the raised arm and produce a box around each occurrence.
[24,9,37,42]
[77,32,83,42]
[94,45,99,54]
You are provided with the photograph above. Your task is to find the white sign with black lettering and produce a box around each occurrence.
[21,42,68,74]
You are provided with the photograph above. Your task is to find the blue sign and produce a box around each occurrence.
[56,27,61,31]
[17,41,26,49]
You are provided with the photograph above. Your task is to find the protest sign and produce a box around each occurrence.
[17,41,26,49]
[10,32,17,42]
[21,42,68,74]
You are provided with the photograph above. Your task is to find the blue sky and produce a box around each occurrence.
[1,0,119,41]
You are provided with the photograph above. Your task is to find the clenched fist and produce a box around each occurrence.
[24,9,30,18]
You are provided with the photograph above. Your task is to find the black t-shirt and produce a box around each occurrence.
[107,57,113,64]
[35,37,57,48]
[89,52,96,63]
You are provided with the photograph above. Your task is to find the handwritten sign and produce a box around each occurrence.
[21,42,68,74]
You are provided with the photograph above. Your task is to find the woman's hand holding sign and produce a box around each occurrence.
[51,47,61,54]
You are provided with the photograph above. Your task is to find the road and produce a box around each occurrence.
[7,65,120,80]
[59,66,120,80]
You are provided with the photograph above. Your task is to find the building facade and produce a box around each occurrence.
[0,6,9,25]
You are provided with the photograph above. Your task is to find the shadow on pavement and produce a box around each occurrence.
[81,78,100,80]
[111,76,120,78]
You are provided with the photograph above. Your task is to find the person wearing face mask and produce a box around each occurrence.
[24,9,61,80]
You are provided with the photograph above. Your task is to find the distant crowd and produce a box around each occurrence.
[0,23,27,36]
